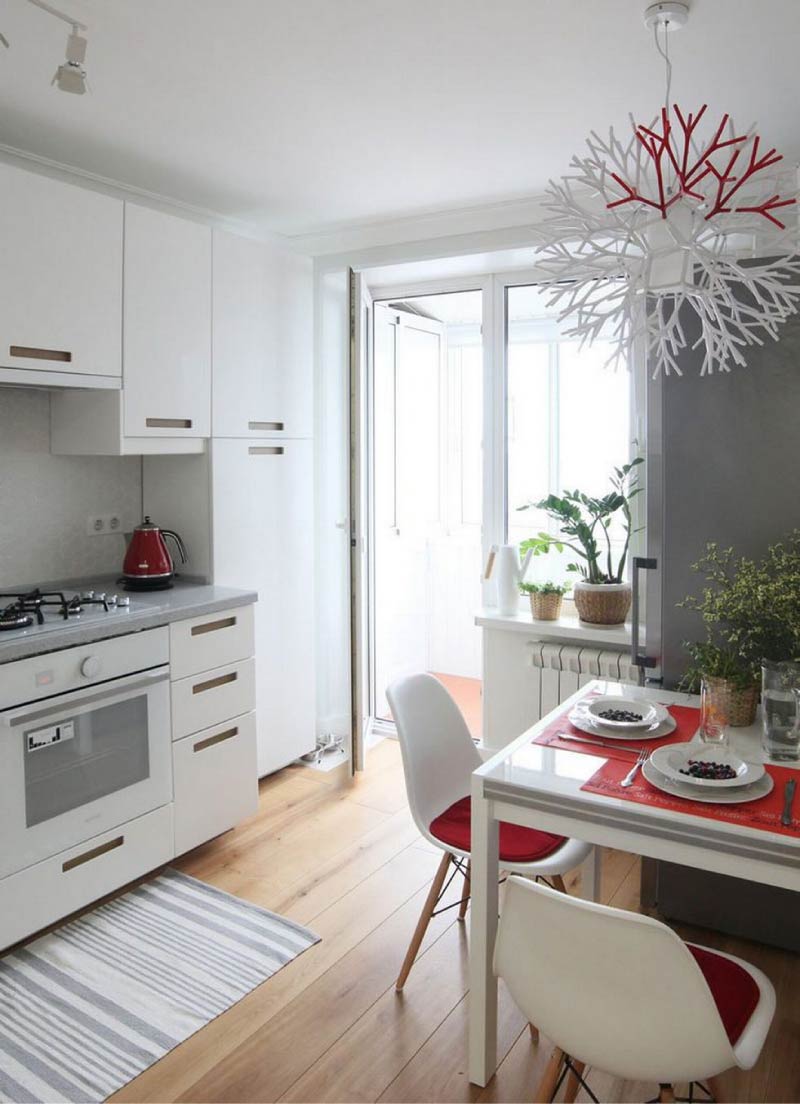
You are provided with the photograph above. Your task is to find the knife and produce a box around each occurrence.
[555,733,645,754]
[782,778,796,827]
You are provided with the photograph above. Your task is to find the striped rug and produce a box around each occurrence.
[0,868,320,1103]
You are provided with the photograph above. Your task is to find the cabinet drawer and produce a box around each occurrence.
[171,658,255,740]
[0,804,173,952]
[170,604,254,679]
[173,712,258,855]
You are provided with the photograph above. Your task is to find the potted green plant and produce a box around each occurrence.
[520,580,569,621]
[518,458,643,625]
[680,533,800,725]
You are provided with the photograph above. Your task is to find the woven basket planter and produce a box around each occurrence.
[573,581,632,626]
[529,592,563,621]
[704,679,760,728]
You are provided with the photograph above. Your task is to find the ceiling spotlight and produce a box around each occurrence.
[52,25,87,93]
[26,0,89,93]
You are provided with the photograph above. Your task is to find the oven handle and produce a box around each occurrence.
[7,668,169,728]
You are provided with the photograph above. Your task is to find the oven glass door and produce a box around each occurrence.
[0,667,171,879]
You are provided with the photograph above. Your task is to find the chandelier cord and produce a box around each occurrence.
[653,20,672,117]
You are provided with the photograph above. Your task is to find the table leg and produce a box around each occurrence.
[579,846,602,902]
[469,774,499,1086]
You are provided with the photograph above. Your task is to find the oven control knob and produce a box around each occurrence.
[81,656,101,679]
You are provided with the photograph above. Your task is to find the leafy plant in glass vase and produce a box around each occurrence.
[680,533,800,725]
[518,458,643,625]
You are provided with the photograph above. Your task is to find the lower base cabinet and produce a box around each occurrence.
[173,711,258,855]
[0,805,174,951]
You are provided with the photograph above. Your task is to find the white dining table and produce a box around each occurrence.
[468,679,800,1087]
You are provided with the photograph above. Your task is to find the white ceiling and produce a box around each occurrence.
[0,0,798,238]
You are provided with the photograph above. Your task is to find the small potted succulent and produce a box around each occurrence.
[518,458,643,625]
[520,580,569,621]
[680,533,800,725]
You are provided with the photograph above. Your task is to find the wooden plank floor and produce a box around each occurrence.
[112,739,800,1104]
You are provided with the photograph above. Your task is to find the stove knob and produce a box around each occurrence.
[118,596,130,607]
[107,594,118,606]
[81,656,101,679]
[81,590,95,600]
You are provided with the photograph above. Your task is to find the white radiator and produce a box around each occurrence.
[529,642,637,719]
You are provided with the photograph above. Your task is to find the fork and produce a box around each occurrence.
[620,748,648,788]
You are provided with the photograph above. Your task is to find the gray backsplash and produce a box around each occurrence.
[0,388,142,588]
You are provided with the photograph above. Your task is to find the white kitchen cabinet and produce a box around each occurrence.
[211,439,316,775]
[124,204,211,438]
[171,657,256,740]
[173,712,258,855]
[0,162,122,386]
[212,230,313,439]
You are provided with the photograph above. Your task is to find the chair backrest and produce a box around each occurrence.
[494,877,735,1084]
[386,673,482,835]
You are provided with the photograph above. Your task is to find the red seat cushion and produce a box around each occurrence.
[687,944,760,1045]
[429,796,566,863]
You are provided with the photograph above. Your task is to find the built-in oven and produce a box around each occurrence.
[0,628,172,879]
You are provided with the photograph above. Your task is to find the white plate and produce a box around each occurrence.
[586,696,660,729]
[642,758,774,804]
[569,706,676,742]
[650,745,765,789]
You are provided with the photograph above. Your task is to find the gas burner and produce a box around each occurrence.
[0,604,34,631]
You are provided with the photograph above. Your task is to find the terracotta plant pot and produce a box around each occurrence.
[529,592,563,621]
[573,581,632,625]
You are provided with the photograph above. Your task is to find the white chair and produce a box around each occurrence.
[387,672,593,991]
[494,876,776,1103]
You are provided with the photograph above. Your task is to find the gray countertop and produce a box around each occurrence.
[0,577,258,665]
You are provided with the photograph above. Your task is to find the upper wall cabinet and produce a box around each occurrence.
[212,231,313,439]
[0,163,122,387]
[124,204,211,438]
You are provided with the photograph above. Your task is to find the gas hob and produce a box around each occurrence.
[0,588,130,633]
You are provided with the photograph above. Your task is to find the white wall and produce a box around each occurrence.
[0,388,142,587]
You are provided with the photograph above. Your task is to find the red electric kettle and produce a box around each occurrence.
[122,516,188,591]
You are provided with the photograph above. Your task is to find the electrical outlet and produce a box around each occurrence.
[87,514,106,536]
[107,513,122,534]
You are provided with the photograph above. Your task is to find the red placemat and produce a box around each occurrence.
[533,700,701,762]
[580,757,800,837]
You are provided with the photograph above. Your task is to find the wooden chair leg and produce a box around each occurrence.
[528,1022,539,1044]
[395,851,452,991]
[552,874,567,894]
[534,1046,565,1103]
[658,1085,675,1103]
[458,860,471,921]
[563,1059,585,1103]
[707,1075,724,1102]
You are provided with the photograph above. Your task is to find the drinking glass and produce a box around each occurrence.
[762,661,800,761]
[699,675,730,746]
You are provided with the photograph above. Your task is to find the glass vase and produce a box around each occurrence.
[762,661,800,761]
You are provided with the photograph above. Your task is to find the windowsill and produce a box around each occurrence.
[475,606,633,648]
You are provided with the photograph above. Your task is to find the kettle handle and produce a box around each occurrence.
[161,529,188,564]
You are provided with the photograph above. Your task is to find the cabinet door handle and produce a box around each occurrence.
[190,616,236,637]
[248,421,284,431]
[10,345,72,363]
[146,417,193,429]
[192,671,237,695]
[62,835,124,872]
[194,726,238,753]
[248,446,284,456]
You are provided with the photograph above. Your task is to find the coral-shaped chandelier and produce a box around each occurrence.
[535,1,800,377]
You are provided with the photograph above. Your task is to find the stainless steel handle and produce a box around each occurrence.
[248,446,284,455]
[10,344,72,362]
[62,835,124,872]
[248,421,284,431]
[161,529,188,564]
[631,556,658,686]
[194,726,238,753]
[7,667,170,726]
[145,418,193,429]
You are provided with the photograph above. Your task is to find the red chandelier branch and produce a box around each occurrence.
[605,104,796,229]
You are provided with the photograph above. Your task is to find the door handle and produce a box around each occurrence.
[194,726,238,752]
[62,835,124,872]
[631,556,658,685]
[248,421,284,431]
[248,446,284,455]
[10,345,72,362]
[146,418,193,429]
[191,671,237,695]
